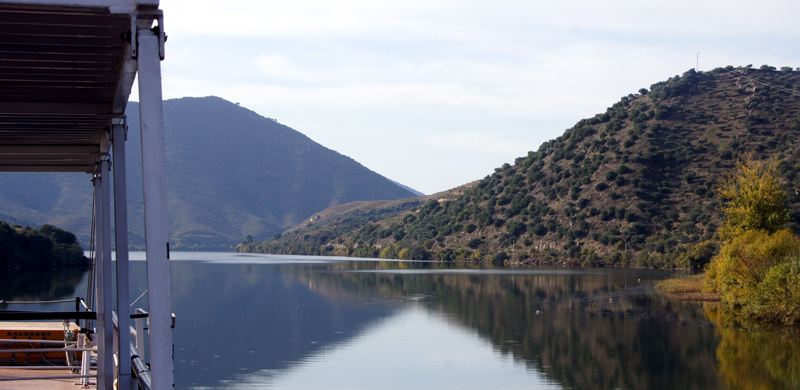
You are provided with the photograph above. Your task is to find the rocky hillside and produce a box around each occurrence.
[242,66,800,268]
[0,97,416,250]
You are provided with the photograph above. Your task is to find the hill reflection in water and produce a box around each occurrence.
[7,253,798,389]
[284,262,720,390]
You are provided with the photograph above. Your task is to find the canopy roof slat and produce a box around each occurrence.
[0,2,135,173]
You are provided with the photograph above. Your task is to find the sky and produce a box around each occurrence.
[150,0,800,194]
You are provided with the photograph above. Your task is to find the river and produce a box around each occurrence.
[2,252,798,389]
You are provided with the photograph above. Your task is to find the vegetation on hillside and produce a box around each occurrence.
[0,221,89,271]
[236,199,424,255]
[241,66,800,268]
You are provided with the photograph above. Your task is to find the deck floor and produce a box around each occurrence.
[0,367,94,389]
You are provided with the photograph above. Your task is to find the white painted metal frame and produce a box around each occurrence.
[93,153,114,389]
[136,16,174,390]
[112,119,132,390]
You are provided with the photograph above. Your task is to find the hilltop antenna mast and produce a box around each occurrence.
[696,52,699,70]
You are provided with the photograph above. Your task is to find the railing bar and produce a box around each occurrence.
[0,298,76,304]
[129,289,147,308]
[0,374,97,381]
[0,347,96,353]
[0,310,96,320]
[0,365,90,370]
[0,338,78,344]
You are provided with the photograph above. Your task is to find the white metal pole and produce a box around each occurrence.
[92,172,102,388]
[112,121,131,390]
[96,158,114,390]
[79,335,88,386]
[137,23,174,389]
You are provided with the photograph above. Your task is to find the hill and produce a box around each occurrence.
[0,221,89,271]
[0,97,416,250]
[238,183,474,253]
[241,66,800,268]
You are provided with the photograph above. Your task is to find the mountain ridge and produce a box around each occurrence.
[242,66,800,268]
[0,97,416,250]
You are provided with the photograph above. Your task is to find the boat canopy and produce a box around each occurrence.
[0,1,172,389]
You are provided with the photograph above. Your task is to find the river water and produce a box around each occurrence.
[3,252,798,389]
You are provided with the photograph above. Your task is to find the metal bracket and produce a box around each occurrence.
[111,116,129,142]
[131,9,166,60]
[156,13,166,60]
[99,153,112,172]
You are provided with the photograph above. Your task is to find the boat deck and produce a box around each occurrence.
[0,321,95,389]
[0,367,94,390]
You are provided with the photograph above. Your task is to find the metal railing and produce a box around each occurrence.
[1,298,174,389]
[113,308,152,390]
[0,297,98,384]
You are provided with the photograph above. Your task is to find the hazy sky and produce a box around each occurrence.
[152,0,800,194]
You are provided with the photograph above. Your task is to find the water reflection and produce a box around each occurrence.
[0,267,87,303]
[286,264,722,390]
[704,305,800,389]
[4,254,799,389]
[136,261,398,389]
[239,307,559,390]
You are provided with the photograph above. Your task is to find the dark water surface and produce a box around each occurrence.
[4,252,799,389]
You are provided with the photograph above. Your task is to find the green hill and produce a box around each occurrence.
[242,66,800,268]
[0,97,416,250]
[0,221,89,271]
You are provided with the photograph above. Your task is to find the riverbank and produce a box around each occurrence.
[656,275,719,301]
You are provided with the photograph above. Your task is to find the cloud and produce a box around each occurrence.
[255,54,316,82]
[164,0,800,40]
[154,0,800,193]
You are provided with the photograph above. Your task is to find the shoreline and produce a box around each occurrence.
[656,274,720,301]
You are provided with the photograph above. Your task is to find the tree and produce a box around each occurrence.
[705,155,800,325]
[717,155,789,241]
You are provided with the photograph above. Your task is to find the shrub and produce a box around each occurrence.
[677,240,718,273]
[398,247,411,259]
[754,259,800,325]
[493,251,509,264]
[379,245,399,259]
[506,221,526,237]
[408,247,432,260]
[437,248,456,261]
[705,229,800,318]
[467,237,482,249]
[392,229,405,241]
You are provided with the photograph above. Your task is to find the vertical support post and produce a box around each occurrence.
[79,333,90,386]
[137,20,174,389]
[113,120,131,390]
[95,156,114,390]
